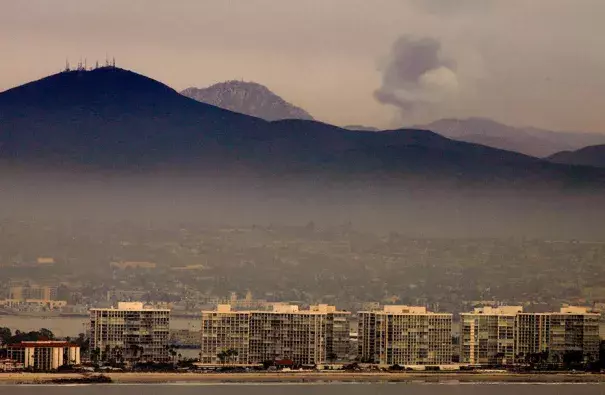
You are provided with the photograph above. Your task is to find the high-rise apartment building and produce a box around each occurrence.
[200,304,350,365]
[463,306,600,366]
[548,307,600,364]
[515,312,551,360]
[89,302,170,363]
[460,306,521,365]
[318,305,350,362]
[358,305,452,366]
[200,304,250,364]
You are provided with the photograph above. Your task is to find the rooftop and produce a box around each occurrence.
[8,341,78,348]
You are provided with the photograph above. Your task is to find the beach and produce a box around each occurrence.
[1,371,605,384]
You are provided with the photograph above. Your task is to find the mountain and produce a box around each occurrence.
[547,145,605,168]
[415,118,605,157]
[0,67,603,188]
[180,80,313,121]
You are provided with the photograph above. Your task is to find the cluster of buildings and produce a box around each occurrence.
[199,304,601,367]
[1,303,601,371]
[0,284,67,311]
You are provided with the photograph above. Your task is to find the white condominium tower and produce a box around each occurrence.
[460,306,520,366]
[461,306,600,365]
[89,302,171,363]
[200,303,351,365]
[358,305,452,366]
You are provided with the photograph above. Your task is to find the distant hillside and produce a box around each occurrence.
[0,67,604,189]
[343,125,379,132]
[416,118,605,157]
[181,80,313,121]
[548,145,605,168]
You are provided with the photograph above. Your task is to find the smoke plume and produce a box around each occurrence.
[374,35,458,117]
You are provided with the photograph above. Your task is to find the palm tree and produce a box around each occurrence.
[113,345,124,366]
[91,347,101,365]
[166,345,178,366]
[103,344,111,364]
[219,348,239,365]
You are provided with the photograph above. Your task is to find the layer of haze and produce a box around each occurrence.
[1,171,605,240]
[1,0,605,132]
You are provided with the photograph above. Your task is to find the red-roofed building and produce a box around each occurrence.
[7,341,80,371]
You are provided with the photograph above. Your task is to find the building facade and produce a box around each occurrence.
[319,305,351,362]
[515,312,551,361]
[548,307,600,364]
[200,304,350,365]
[89,302,170,363]
[7,341,80,371]
[358,305,452,366]
[200,304,250,364]
[460,306,521,366]
[9,285,57,301]
[463,306,600,366]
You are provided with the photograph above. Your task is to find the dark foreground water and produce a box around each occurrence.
[4,384,605,395]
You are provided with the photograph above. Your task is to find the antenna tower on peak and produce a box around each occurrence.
[64,59,70,72]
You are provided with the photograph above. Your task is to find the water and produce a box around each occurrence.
[0,316,200,337]
[3,383,605,395]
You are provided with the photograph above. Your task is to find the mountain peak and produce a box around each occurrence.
[181,80,314,121]
[0,67,182,110]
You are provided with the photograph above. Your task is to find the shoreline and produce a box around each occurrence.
[2,372,605,385]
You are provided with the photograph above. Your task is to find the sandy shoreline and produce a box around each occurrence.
[1,372,605,384]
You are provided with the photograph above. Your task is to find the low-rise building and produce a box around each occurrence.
[7,341,80,371]
[170,329,202,347]
[358,305,452,366]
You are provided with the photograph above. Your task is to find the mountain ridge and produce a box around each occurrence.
[547,145,605,168]
[0,68,604,188]
[414,117,605,157]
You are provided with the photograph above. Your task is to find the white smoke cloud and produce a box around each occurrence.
[374,35,459,117]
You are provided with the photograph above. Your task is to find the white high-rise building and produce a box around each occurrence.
[463,306,600,366]
[89,302,170,363]
[548,307,600,364]
[460,306,521,365]
[358,305,452,366]
[200,304,350,366]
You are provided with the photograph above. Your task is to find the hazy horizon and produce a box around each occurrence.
[2,0,605,133]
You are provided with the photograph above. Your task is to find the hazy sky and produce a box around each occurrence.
[1,0,605,132]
